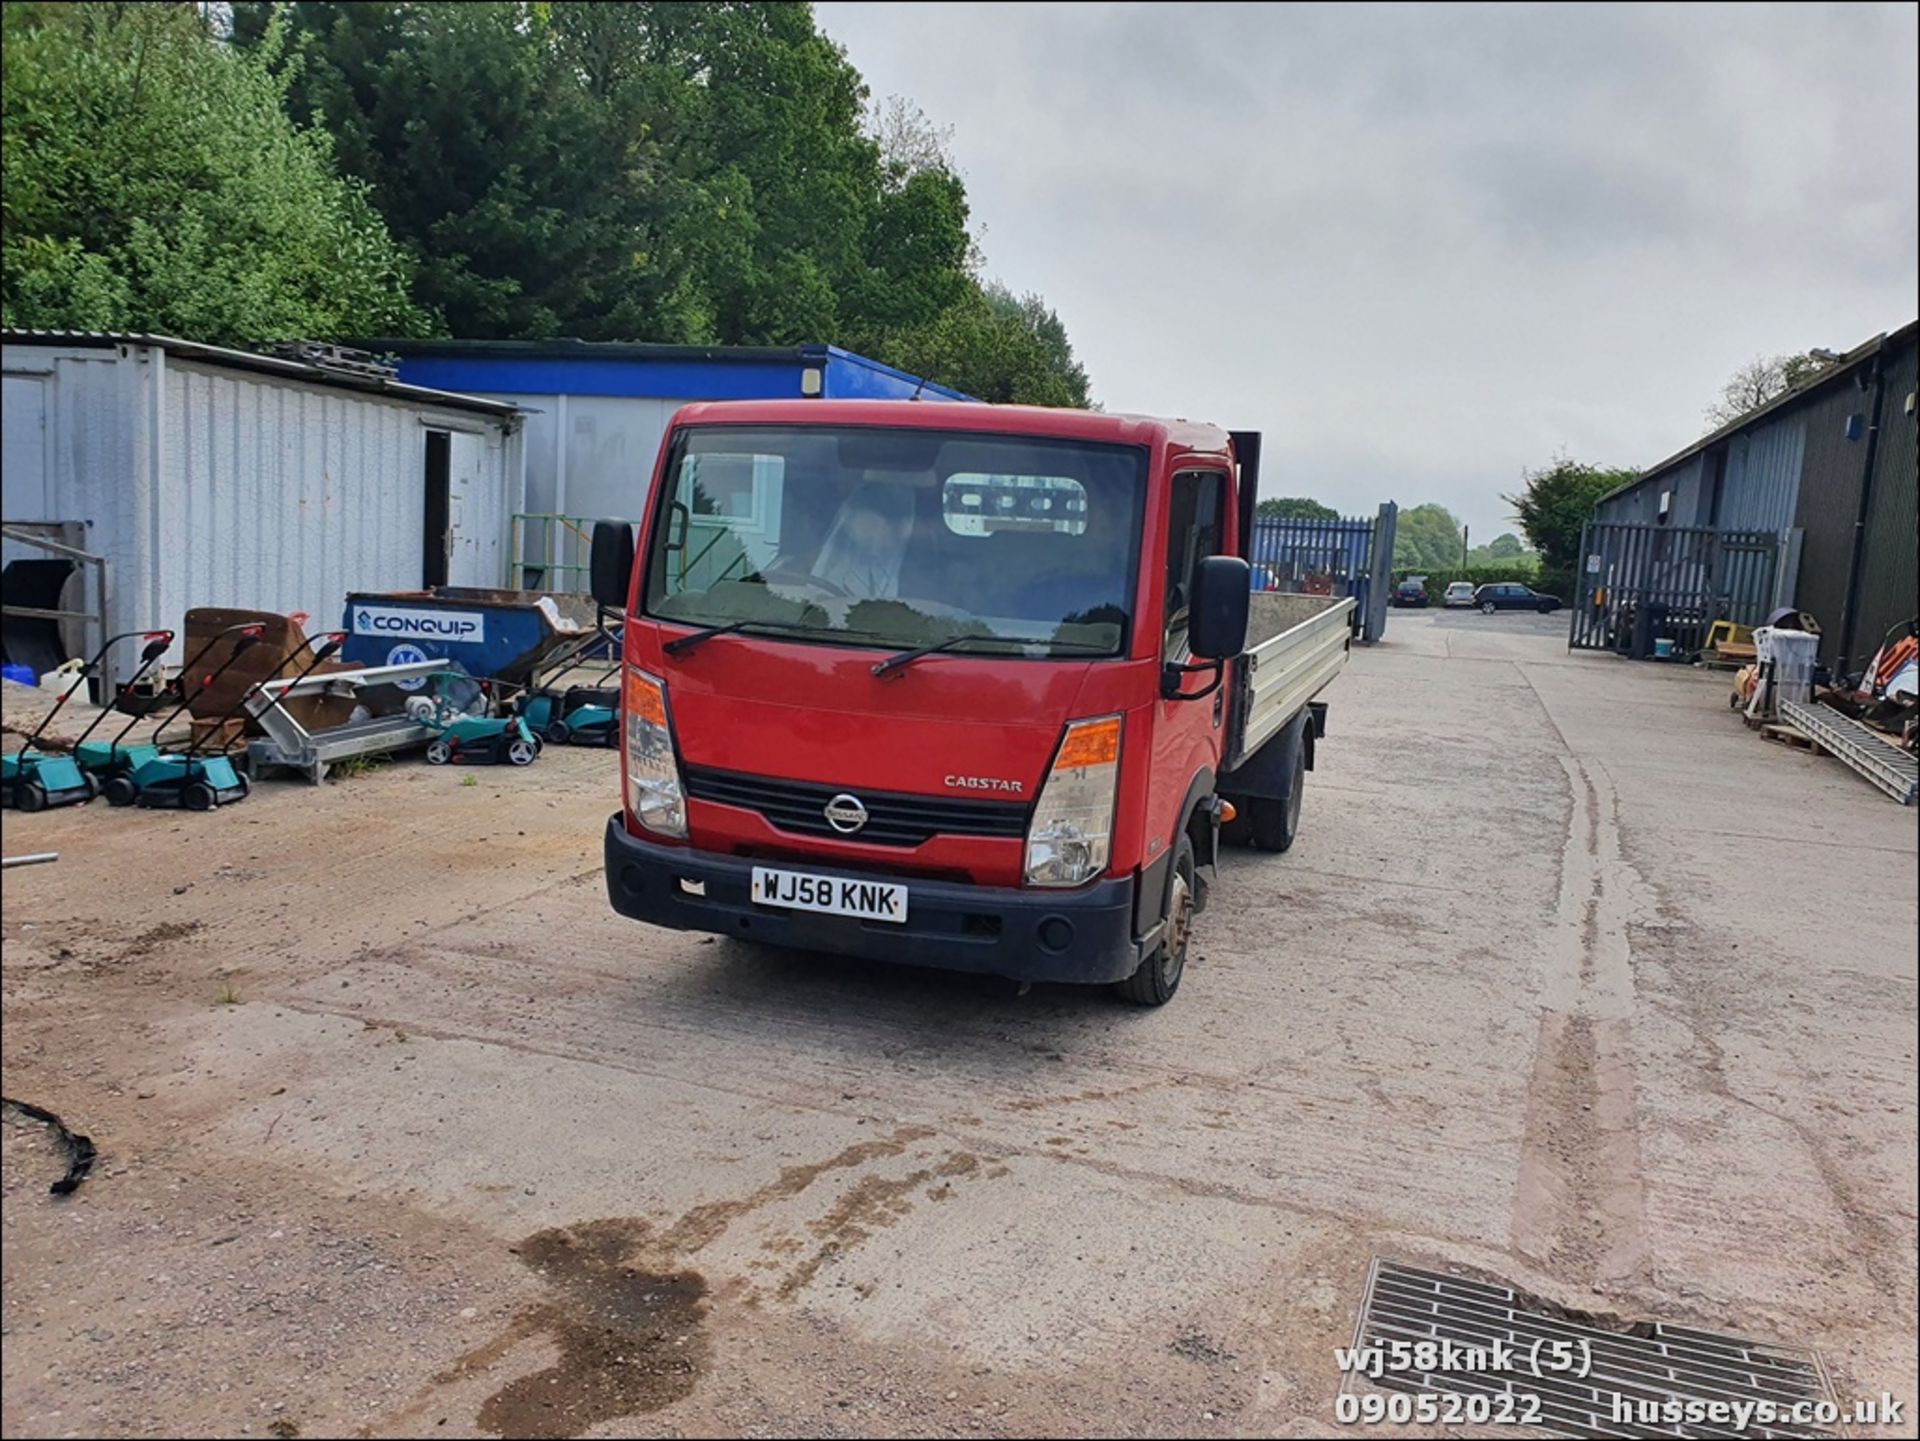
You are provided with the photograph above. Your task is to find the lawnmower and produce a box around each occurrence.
[517,614,621,747]
[67,630,177,781]
[86,622,264,792]
[0,629,171,809]
[418,674,542,767]
[104,626,268,810]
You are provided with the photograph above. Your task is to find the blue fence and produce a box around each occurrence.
[1248,514,1385,635]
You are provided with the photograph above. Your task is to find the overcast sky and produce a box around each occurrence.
[817,1,1920,540]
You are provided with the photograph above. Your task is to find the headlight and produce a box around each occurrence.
[1024,715,1121,887]
[624,667,687,839]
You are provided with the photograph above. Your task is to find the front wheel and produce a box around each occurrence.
[182,780,217,812]
[507,737,539,767]
[545,720,571,746]
[425,739,453,766]
[16,780,48,813]
[104,775,138,807]
[1481,601,1496,615]
[1116,836,1194,1007]
[1538,601,1554,614]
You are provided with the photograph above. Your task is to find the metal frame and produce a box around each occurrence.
[242,658,449,784]
[0,522,113,697]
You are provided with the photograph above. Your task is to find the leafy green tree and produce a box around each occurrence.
[1256,497,1340,520]
[1,1,430,341]
[232,1,1088,404]
[1392,503,1466,571]
[884,281,1089,406]
[1504,455,1637,587]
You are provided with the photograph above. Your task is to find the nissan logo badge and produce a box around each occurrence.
[824,793,868,835]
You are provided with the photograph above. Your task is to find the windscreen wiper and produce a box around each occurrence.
[664,618,888,658]
[662,618,791,657]
[872,634,1110,679]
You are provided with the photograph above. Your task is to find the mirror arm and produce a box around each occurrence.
[1161,658,1226,701]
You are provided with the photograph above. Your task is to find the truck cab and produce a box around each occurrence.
[592,400,1350,1005]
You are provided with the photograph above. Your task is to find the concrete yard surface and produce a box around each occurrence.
[3,611,1915,1438]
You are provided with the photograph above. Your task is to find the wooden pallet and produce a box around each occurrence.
[1759,723,1822,754]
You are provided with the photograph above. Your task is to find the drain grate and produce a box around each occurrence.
[1349,1259,1837,1438]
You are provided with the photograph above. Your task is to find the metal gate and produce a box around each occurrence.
[1248,503,1398,642]
[1567,521,1787,654]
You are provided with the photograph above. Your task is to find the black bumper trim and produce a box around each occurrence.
[603,816,1143,985]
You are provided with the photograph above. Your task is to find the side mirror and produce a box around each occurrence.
[1188,555,1251,660]
[590,520,636,612]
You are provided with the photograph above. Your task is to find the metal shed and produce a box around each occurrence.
[370,338,970,590]
[2,331,524,674]
[1587,320,1917,672]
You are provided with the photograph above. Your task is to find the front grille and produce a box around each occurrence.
[685,766,1027,848]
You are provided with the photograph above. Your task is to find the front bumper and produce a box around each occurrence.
[603,815,1144,984]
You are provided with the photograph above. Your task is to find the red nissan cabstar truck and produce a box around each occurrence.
[589,401,1353,1005]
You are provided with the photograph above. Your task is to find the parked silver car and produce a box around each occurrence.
[1442,581,1477,608]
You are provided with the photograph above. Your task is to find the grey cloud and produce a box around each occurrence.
[819,1,1918,539]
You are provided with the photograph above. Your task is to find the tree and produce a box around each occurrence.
[1392,503,1466,571]
[883,280,1090,407]
[1504,456,1637,583]
[232,3,1091,405]
[1255,497,1339,520]
[1704,351,1835,430]
[1,1,431,341]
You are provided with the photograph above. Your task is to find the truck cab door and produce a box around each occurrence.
[1147,467,1230,867]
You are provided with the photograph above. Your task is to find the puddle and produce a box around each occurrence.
[475,1220,708,1439]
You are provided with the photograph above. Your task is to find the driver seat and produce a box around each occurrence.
[811,483,916,599]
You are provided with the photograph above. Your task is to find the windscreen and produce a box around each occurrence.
[643,426,1147,657]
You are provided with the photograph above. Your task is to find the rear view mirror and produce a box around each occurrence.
[1189,556,1251,660]
[590,520,636,612]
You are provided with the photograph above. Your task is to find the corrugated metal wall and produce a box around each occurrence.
[1851,333,1918,674]
[2,342,517,659]
[1788,373,1874,664]
[1718,413,1804,529]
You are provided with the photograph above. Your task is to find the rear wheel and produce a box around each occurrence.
[235,772,252,799]
[425,739,453,766]
[1116,835,1194,1007]
[83,773,102,801]
[1244,755,1305,855]
[16,780,48,813]
[1481,600,1496,615]
[546,720,571,745]
[507,737,538,767]
[104,775,137,807]
[182,780,217,812]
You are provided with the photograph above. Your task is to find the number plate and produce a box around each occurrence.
[750,866,908,924]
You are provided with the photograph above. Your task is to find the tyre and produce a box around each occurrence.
[182,780,217,812]
[1244,759,1305,851]
[16,780,48,813]
[546,720,571,746]
[507,737,538,767]
[104,775,138,807]
[1116,835,1194,1007]
[1538,601,1554,614]
[235,772,252,799]
[1481,601,1496,615]
[425,739,453,766]
[84,773,102,802]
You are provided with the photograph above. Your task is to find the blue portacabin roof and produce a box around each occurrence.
[362,336,973,404]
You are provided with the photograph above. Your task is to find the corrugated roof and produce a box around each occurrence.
[0,329,522,419]
[1598,318,1919,505]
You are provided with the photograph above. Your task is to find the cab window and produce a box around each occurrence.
[1163,469,1226,658]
